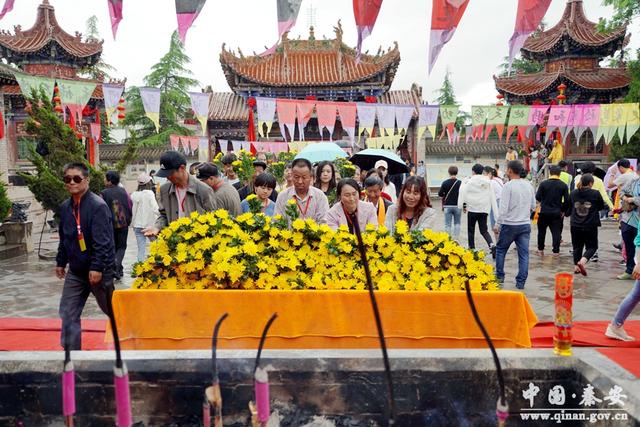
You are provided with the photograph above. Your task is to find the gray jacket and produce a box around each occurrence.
[385,204,436,233]
[155,174,217,230]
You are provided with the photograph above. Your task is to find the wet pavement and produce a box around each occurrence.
[0,199,638,324]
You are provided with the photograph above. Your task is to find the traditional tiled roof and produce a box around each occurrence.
[0,1,103,60]
[208,92,248,121]
[99,144,198,163]
[208,88,423,122]
[494,66,630,98]
[220,25,400,89]
[424,140,510,156]
[522,0,627,60]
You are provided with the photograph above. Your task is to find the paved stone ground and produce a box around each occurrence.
[0,199,638,324]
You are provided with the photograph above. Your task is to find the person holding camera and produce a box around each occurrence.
[614,159,640,280]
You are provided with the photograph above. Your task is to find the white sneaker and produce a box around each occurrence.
[605,323,635,342]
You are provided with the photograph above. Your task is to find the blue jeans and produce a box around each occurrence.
[613,279,640,327]
[134,227,149,262]
[443,206,461,241]
[495,224,531,288]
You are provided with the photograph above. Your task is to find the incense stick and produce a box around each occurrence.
[352,217,396,424]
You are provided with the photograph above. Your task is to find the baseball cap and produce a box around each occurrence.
[374,160,388,170]
[156,151,187,178]
[137,172,152,185]
[196,163,219,180]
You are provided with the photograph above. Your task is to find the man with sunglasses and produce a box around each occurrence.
[56,162,115,350]
[143,150,216,237]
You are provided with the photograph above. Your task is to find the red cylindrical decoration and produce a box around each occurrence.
[364,95,377,103]
[117,97,126,120]
[553,273,573,356]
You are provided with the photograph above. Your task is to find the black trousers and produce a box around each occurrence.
[467,212,493,249]
[621,222,637,275]
[571,226,598,265]
[537,212,564,253]
[114,227,128,279]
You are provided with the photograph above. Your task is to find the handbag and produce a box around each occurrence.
[442,179,460,210]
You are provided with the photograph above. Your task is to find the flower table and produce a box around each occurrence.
[110,290,538,350]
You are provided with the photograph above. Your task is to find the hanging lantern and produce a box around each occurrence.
[117,96,126,120]
[53,86,63,114]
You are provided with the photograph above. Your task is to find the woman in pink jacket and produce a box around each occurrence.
[326,179,378,232]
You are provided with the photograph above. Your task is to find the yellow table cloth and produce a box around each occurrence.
[110,290,538,350]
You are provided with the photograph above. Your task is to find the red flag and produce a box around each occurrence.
[353,0,384,61]
[507,0,551,73]
[428,0,470,74]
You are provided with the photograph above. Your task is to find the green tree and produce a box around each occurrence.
[498,55,543,77]
[599,0,639,30]
[609,49,640,160]
[433,69,469,132]
[0,176,11,222]
[79,16,117,81]
[18,91,105,218]
[123,31,198,146]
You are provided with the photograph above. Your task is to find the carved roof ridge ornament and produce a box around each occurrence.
[0,0,103,60]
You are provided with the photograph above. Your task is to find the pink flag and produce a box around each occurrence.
[276,99,297,142]
[507,0,552,73]
[315,101,338,141]
[296,100,315,141]
[353,0,384,61]
[189,136,199,153]
[428,0,470,74]
[107,0,123,40]
[337,102,357,143]
[262,0,303,56]
[175,0,207,44]
[180,136,190,154]
[90,123,101,144]
[170,134,180,151]
[0,0,14,20]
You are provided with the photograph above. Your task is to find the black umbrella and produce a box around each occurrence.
[349,149,410,175]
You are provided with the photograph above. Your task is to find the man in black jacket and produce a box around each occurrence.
[56,163,115,350]
[536,165,570,256]
[101,171,132,280]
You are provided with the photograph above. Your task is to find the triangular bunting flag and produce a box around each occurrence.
[357,103,377,137]
[276,99,297,142]
[189,92,211,136]
[107,0,123,39]
[175,0,207,44]
[395,105,415,135]
[428,0,470,73]
[256,97,277,138]
[139,87,161,132]
[262,0,303,56]
[295,100,315,141]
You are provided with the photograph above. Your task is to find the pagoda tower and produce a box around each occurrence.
[0,0,103,78]
[494,0,630,105]
[219,22,401,101]
[0,0,106,180]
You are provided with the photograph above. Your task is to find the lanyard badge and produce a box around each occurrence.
[73,203,87,252]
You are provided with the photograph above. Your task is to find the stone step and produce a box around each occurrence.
[0,243,27,260]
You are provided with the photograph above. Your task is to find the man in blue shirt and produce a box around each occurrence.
[56,163,115,350]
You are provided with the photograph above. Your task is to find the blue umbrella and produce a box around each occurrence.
[294,143,348,163]
[349,149,410,175]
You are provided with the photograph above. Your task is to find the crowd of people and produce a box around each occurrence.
[53,149,639,349]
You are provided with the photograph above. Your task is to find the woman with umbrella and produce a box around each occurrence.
[385,176,436,233]
[326,179,378,232]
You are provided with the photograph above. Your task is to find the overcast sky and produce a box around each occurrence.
[2,0,638,111]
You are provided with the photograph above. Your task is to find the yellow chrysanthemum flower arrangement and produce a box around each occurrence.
[133,206,500,292]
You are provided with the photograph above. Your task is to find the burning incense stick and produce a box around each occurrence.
[204,313,228,427]
[106,286,132,427]
[351,216,396,424]
[251,313,277,427]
